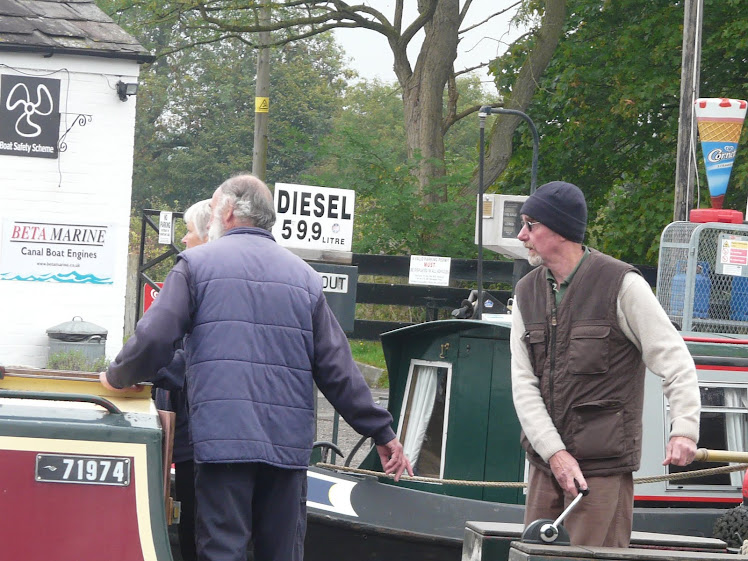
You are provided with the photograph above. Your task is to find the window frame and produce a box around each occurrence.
[395,359,453,480]
[665,381,748,491]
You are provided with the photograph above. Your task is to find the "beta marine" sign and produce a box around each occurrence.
[0,219,116,284]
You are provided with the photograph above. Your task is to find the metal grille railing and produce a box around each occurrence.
[657,221,748,334]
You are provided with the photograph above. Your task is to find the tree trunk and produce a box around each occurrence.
[392,0,459,205]
[469,0,567,196]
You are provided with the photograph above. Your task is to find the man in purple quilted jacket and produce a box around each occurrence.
[102,173,412,561]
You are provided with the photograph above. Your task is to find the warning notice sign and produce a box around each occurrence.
[408,255,451,286]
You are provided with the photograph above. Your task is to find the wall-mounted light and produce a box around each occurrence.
[116,80,139,102]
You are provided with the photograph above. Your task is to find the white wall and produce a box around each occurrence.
[0,53,142,367]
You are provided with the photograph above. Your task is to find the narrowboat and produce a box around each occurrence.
[0,366,176,561]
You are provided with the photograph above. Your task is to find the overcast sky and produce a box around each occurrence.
[333,1,525,85]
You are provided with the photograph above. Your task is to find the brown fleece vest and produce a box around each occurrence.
[516,249,646,476]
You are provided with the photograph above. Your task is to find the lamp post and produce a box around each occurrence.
[476,106,539,319]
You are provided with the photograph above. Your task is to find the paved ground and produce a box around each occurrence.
[314,385,389,468]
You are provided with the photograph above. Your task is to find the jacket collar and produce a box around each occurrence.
[224,227,275,242]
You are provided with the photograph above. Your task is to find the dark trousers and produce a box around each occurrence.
[175,460,197,561]
[194,462,307,561]
[524,464,634,548]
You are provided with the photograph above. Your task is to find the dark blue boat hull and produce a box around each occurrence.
[304,466,728,561]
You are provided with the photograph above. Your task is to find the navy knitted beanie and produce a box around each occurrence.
[520,181,587,243]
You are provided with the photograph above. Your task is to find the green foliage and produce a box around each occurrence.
[105,0,511,258]
[491,0,748,264]
[349,339,388,388]
[349,339,387,370]
[47,351,110,373]
[134,34,348,211]
[304,75,499,257]
[105,0,350,213]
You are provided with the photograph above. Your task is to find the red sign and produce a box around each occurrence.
[142,282,163,314]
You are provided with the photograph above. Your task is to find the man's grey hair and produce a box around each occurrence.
[183,199,212,240]
[216,174,276,231]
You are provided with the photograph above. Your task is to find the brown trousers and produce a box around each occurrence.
[524,463,634,548]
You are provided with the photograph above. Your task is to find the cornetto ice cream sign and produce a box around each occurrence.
[0,75,61,159]
[1,220,116,284]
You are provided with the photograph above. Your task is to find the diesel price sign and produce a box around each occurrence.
[272,183,355,252]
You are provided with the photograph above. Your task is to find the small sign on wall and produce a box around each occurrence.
[0,75,61,159]
[717,234,748,277]
[0,219,116,284]
[143,282,164,314]
[409,255,451,286]
[158,211,173,245]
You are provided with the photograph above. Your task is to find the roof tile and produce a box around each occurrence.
[17,1,79,20]
[0,14,35,32]
[0,0,151,59]
[66,3,112,23]
[0,0,35,18]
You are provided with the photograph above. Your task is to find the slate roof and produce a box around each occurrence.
[0,0,154,62]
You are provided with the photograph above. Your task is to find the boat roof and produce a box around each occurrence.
[381,318,511,343]
[0,367,154,415]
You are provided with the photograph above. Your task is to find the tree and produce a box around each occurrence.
[305,74,499,256]
[126,33,348,211]
[107,0,566,206]
[488,0,748,264]
[471,0,566,196]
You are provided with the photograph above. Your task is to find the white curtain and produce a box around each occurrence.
[402,365,438,466]
[725,388,748,485]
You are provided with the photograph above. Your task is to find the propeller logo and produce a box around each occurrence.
[6,82,54,138]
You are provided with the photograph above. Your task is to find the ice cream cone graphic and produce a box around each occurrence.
[695,98,746,208]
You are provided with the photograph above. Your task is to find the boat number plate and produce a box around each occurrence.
[35,454,131,486]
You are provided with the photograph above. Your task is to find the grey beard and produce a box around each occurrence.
[208,220,225,241]
[527,253,543,267]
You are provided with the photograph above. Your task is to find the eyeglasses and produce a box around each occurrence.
[522,220,541,232]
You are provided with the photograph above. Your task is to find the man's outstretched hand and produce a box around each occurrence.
[99,371,143,393]
[376,438,414,482]
[663,436,697,466]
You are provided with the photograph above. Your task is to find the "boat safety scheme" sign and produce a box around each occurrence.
[272,183,355,252]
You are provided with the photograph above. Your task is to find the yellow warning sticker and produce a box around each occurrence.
[255,97,269,113]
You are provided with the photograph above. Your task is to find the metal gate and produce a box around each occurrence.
[134,209,184,333]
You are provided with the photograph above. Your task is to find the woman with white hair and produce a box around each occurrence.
[154,198,211,561]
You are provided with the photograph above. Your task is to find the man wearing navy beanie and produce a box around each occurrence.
[510,181,700,548]
[519,181,587,244]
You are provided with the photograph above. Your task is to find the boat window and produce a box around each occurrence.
[397,360,451,479]
[667,385,748,487]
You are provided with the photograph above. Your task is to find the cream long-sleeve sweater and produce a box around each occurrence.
[510,271,701,463]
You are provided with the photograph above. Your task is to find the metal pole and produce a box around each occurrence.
[486,107,540,194]
[135,210,147,331]
[476,106,540,309]
[673,0,703,221]
[476,109,488,320]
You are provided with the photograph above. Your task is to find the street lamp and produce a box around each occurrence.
[475,106,539,319]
